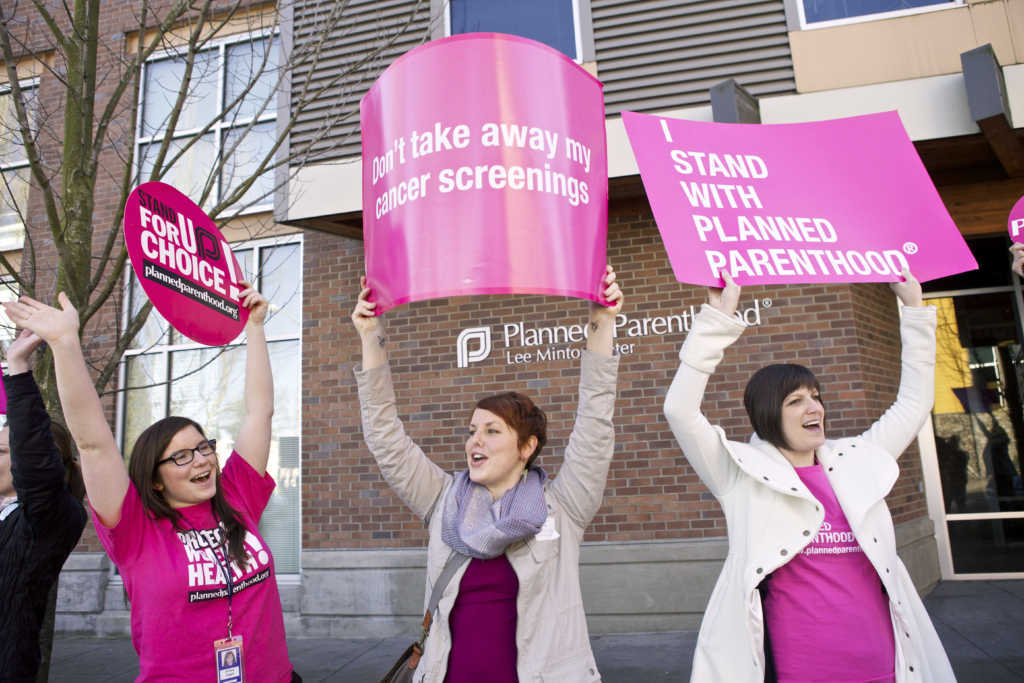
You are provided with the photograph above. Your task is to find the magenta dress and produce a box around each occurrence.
[444,555,519,682]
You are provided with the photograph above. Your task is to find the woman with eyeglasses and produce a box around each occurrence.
[3,284,298,682]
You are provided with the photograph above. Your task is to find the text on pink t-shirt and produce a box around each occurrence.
[764,464,896,683]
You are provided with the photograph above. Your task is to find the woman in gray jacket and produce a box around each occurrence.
[664,270,955,683]
[351,266,621,683]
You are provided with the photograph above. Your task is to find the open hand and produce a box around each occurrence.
[3,293,80,347]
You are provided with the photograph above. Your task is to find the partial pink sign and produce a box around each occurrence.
[1009,195,1024,244]
[360,33,608,313]
[124,182,248,346]
[623,110,977,285]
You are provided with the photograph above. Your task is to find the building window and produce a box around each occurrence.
[447,0,584,61]
[0,80,38,251]
[798,0,961,28]
[136,34,279,214]
[120,236,302,572]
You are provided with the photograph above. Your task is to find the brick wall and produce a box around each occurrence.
[300,202,930,549]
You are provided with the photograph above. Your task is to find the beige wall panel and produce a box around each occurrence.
[220,213,302,244]
[791,7,977,92]
[968,0,1017,64]
[1009,0,1024,63]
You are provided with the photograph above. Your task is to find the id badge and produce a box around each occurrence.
[214,635,244,683]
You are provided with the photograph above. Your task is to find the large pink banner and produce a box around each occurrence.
[623,110,976,285]
[360,33,608,313]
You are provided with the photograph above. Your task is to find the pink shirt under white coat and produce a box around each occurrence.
[765,463,896,683]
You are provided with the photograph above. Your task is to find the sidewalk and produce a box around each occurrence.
[50,580,1024,682]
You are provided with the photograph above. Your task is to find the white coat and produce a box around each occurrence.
[664,303,955,683]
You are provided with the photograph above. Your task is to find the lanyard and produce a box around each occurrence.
[210,533,236,638]
[188,512,236,638]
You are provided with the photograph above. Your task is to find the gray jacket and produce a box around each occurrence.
[355,351,618,682]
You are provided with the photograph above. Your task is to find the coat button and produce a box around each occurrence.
[909,666,914,672]
[838,452,844,457]
[815,506,820,512]
[803,530,811,536]
[756,567,763,574]
[780,549,788,556]
[873,537,878,543]
[763,475,770,481]
[886,568,891,574]
[851,443,857,448]
[827,466,834,472]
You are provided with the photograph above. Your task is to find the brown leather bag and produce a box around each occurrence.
[380,552,468,683]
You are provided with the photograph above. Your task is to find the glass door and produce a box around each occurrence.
[926,291,1024,575]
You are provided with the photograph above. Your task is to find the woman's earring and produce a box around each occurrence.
[521,467,528,482]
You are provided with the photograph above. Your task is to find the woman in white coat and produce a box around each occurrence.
[664,270,955,683]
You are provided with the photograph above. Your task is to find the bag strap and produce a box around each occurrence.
[417,551,469,647]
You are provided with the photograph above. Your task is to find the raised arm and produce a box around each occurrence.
[861,270,937,456]
[4,294,127,526]
[663,273,746,498]
[547,266,622,528]
[231,282,273,475]
[351,278,448,520]
[5,330,84,531]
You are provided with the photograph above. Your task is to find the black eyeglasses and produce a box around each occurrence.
[155,439,217,467]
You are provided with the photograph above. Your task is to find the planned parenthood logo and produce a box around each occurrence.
[457,326,492,368]
[455,300,769,367]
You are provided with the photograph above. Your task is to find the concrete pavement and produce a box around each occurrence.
[49,580,1024,681]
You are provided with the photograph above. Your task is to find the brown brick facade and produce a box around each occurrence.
[300,202,928,549]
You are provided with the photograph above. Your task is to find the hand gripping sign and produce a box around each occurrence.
[360,33,609,313]
[124,182,248,345]
[1010,195,1024,244]
[623,110,977,285]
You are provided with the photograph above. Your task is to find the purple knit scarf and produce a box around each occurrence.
[441,468,548,559]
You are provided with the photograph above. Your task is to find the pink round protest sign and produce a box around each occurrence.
[124,182,248,346]
[1010,195,1024,244]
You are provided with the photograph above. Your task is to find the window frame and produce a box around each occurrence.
[434,0,594,64]
[0,77,39,251]
[116,232,304,574]
[134,30,280,216]
[786,0,965,31]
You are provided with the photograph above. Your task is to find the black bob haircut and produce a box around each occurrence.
[743,364,822,450]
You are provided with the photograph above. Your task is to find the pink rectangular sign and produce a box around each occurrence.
[623,110,977,285]
[360,33,608,313]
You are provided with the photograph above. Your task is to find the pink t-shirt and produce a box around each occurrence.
[93,453,292,682]
[764,464,896,683]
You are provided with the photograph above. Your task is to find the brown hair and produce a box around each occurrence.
[475,392,547,469]
[128,416,249,570]
[50,421,85,501]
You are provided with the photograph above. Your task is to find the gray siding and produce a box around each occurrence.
[288,0,795,164]
[289,0,432,162]
[593,0,795,114]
